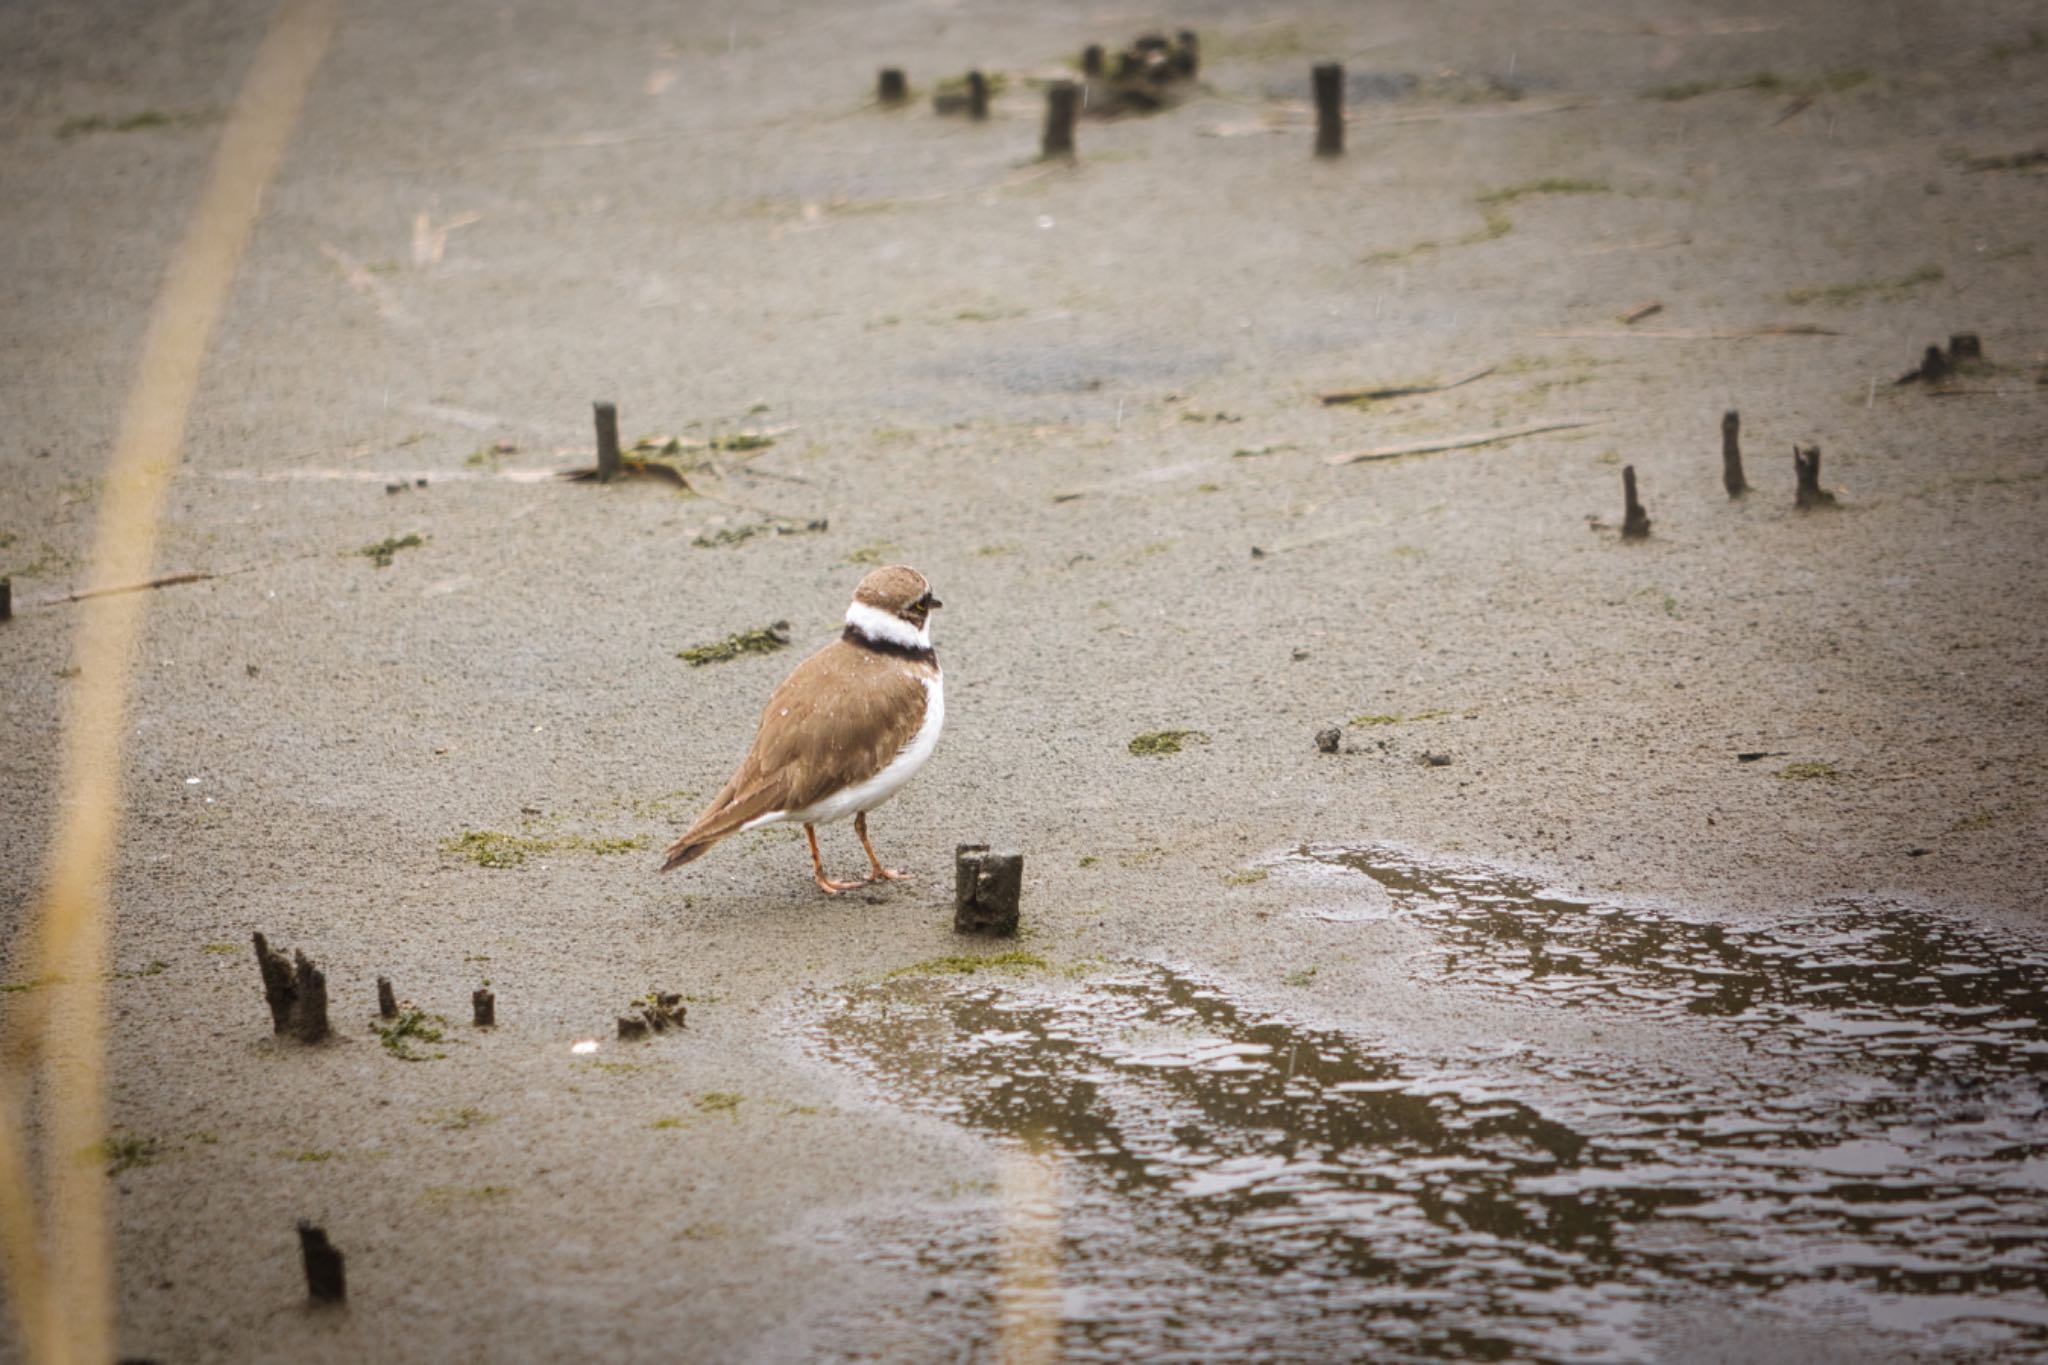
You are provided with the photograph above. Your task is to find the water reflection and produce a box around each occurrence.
[808,851,2048,1361]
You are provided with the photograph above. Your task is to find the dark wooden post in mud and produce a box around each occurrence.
[967,70,989,120]
[1793,443,1837,508]
[877,68,908,105]
[253,933,329,1044]
[298,1221,346,1303]
[1174,30,1199,78]
[376,976,397,1019]
[1949,332,1982,364]
[1042,81,1079,159]
[472,988,495,1028]
[592,401,621,482]
[1313,63,1344,157]
[1722,410,1748,498]
[1917,344,1950,385]
[1082,44,1104,78]
[0,577,10,622]
[955,844,1024,936]
[1621,465,1651,539]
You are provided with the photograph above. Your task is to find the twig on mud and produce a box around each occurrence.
[1617,300,1663,325]
[1320,366,1495,405]
[42,567,251,605]
[1325,419,1601,466]
[1534,324,1840,340]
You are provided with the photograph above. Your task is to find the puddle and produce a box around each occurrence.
[805,851,2048,1361]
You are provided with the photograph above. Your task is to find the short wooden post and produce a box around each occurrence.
[1793,442,1837,509]
[1082,44,1104,78]
[1174,30,1199,77]
[1621,465,1651,539]
[955,844,1023,936]
[877,68,908,105]
[967,70,989,120]
[1043,81,1079,159]
[1918,344,1950,385]
[1721,409,1748,498]
[472,988,495,1028]
[593,401,621,482]
[1313,63,1344,157]
[0,577,10,622]
[1948,332,1982,364]
[298,1222,346,1303]
[376,977,397,1020]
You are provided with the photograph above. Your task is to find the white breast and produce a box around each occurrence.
[752,669,944,829]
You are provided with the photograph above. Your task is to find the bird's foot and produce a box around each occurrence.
[814,872,868,896]
[865,866,913,884]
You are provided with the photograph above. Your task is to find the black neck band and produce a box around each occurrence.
[843,624,936,665]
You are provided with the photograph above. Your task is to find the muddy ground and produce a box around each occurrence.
[2,0,2046,1360]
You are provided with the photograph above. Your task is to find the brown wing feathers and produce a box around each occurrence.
[659,640,931,873]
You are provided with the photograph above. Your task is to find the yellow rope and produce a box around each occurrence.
[0,2,339,1358]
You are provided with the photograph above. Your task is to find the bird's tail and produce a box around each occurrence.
[658,830,720,874]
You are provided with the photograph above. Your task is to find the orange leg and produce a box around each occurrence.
[855,812,911,883]
[806,824,866,895]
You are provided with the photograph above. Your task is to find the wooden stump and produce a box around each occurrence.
[1313,64,1344,157]
[253,933,330,1044]
[1621,465,1651,539]
[955,845,1023,936]
[967,70,988,120]
[1082,44,1104,78]
[1174,30,1199,78]
[472,988,495,1028]
[0,576,10,622]
[1793,443,1838,509]
[1721,409,1748,498]
[1948,332,1982,364]
[298,1221,346,1303]
[1042,81,1079,159]
[593,401,621,482]
[376,977,397,1020]
[877,68,908,105]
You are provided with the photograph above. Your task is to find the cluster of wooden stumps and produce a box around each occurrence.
[1619,405,1864,540]
[872,34,1349,163]
[254,933,499,1043]
[616,992,687,1040]
[1896,331,1984,386]
[251,933,508,1304]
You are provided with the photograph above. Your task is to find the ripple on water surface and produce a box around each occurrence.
[806,849,2048,1362]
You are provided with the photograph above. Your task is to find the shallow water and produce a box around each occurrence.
[806,849,2048,1361]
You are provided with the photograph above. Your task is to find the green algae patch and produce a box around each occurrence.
[98,1134,160,1176]
[1783,265,1942,308]
[374,1009,448,1061]
[1777,762,1844,783]
[1129,729,1208,757]
[359,533,424,567]
[440,829,648,868]
[887,951,1050,979]
[679,621,792,665]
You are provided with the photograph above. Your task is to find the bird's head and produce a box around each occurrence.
[846,565,941,650]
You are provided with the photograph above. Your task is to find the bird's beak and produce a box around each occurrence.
[921,592,942,610]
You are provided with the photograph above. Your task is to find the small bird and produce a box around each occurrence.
[660,565,944,894]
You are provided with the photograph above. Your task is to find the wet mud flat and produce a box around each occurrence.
[804,851,2048,1362]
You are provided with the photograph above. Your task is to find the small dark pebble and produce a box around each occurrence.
[1907,848,1932,858]
[1419,751,1452,767]
[415,477,428,488]
[384,482,404,495]
[1315,727,1342,754]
